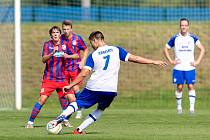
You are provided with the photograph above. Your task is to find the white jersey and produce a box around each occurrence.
[166,33,200,71]
[84,45,130,92]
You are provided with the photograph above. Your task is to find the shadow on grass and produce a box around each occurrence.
[21,125,46,128]
[62,131,103,135]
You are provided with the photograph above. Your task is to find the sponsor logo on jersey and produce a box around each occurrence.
[182,46,188,48]
[62,45,66,50]
[72,40,77,50]
[72,40,77,46]
[53,52,64,57]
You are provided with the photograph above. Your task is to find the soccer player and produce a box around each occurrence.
[25,26,77,128]
[50,31,167,134]
[61,20,89,119]
[164,18,205,114]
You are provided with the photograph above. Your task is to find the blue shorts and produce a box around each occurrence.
[172,69,196,84]
[76,88,117,110]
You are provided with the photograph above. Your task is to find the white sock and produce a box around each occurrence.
[175,91,182,110]
[61,102,78,117]
[77,109,103,132]
[77,109,82,114]
[27,121,34,124]
[189,90,196,111]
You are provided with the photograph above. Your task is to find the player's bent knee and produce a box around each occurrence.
[188,84,194,90]
[38,95,48,105]
[65,94,76,103]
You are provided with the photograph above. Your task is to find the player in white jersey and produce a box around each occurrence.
[51,31,167,134]
[164,18,205,114]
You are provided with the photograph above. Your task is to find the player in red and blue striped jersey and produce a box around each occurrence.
[26,26,78,128]
[61,20,89,119]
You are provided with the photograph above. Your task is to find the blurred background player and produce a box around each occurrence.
[51,31,167,134]
[164,18,205,114]
[61,20,89,119]
[26,26,77,128]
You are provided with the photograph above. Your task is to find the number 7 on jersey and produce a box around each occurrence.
[103,55,110,70]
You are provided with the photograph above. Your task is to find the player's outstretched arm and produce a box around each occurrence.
[63,68,91,93]
[128,54,167,67]
[79,48,89,69]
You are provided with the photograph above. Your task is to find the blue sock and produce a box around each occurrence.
[59,96,69,110]
[29,102,42,122]
[65,114,71,120]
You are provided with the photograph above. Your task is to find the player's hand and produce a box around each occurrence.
[171,59,181,65]
[190,61,199,67]
[53,46,58,54]
[63,53,68,58]
[154,61,167,67]
[63,85,71,93]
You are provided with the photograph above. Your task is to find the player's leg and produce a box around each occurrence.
[74,109,103,134]
[64,91,77,121]
[74,85,82,119]
[188,84,195,114]
[63,93,76,127]
[57,82,75,127]
[63,71,74,122]
[57,96,73,127]
[60,71,71,110]
[58,96,69,109]
[26,95,49,128]
[71,70,83,119]
[173,70,184,114]
[58,95,73,127]
[26,81,55,128]
[176,84,184,114]
[53,88,97,126]
[55,101,78,123]
[73,91,117,134]
[186,70,196,114]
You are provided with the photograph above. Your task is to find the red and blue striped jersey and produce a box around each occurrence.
[41,40,67,82]
[61,33,87,72]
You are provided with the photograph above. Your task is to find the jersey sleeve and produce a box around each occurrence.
[190,34,200,45]
[117,47,129,62]
[78,35,87,51]
[195,40,201,46]
[166,35,176,48]
[84,53,94,71]
[42,42,50,57]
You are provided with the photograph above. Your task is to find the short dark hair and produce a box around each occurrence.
[89,31,104,41]
[49,26,61,35]
[180,18,189,25]
[62,20,73,28]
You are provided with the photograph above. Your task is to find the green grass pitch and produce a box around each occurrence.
[1,97,210,140]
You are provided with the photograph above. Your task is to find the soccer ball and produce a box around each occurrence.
[46,121,62,134]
